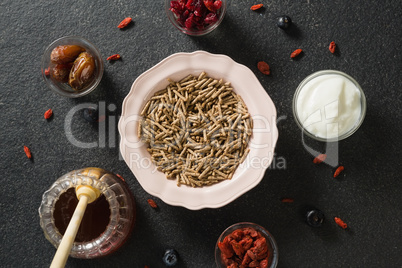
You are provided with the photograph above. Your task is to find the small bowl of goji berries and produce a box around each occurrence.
[41,36,104,98]
[166,0,228,36]
[215,222,278,268]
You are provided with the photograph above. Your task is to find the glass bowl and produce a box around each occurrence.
[165,0,228,36]
[292,70,367,142]
[41,36,104,98]
[215,222,278,268]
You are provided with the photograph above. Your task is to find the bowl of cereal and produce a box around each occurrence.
[118,51,278,210]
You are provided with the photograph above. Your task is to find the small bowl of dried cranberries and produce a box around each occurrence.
[41,36,104,98]
[215,222,279,268]
[166,0,227,36]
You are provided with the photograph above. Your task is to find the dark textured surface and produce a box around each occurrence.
[1,0,401,267]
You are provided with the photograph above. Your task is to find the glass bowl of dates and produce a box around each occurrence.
[166,0,227,36]
[215,222,278,268]
[41,36,104,98]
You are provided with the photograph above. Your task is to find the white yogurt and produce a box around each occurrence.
[294,71,363,140]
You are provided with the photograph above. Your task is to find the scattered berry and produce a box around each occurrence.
[281,198,294,203]
[277,15,292,29]
[44,67,50,76]
[290,48,303,58]
[83,107,99,123]
[257,61,270,75]
[147,199,158,208]
[306,208,325,227]
[162,249,179,267]
[24,145,32,159]
[118,17,132,29]
[107,54,121,61]
[44,108,53,119]
[334,217,348,229]
[313,154,327,164]
[329,41,336,54]
[250,4,263,11]
[116,174,125,182]
[333,166,345,178]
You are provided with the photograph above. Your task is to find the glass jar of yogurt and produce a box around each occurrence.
[292,70,366,142]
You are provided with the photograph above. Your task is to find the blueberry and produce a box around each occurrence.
[306,209,325,227]
[162,249,179,267]
[277,15,292,29]
[83,107,99,123]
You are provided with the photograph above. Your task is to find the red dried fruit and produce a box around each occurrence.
[290,48,302,58]
[118,17,132,29]
[281,198,294,203]
[204,12,218,24]
[313,154,327,164]
[239,236,253,251]
[260,259,269,268]
[147,199,158,208]
[116,173,125,182]
[257,61,270,75]
[334,217,348,229]
[24,146,32,159]
[44,109,53,119]
[214,0,222,10]
[170,0,222,30]
[230,240,245,256]
[334,165,344,178]
[329,41,336,54]
[219,227,271,267]
[218,236,234,258]
[44,67,50,76]
[250,4,263,11]
[184,12,194,28]
[107,54,121,61]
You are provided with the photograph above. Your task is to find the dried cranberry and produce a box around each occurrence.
[170,1,184,10]
[185,13,195,29]
[204,12,218,24]
[203,0,215,11]
[193,0,206,17]
[185,0,195,10]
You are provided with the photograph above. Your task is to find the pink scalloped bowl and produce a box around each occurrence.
[118,51,278,210]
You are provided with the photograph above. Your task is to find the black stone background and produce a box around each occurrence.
[1,0,401,267]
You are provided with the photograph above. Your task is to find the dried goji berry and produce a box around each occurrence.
[329,41,336,54]
[250,4,263,10]
[107,54,121,61]
[334,217,348,229]
[313,154,327,164]
[118,17,132,29]
[24,146,32,159]
[257,61,270,75]
[147,199,158,208]
[44,108,53,119]
[334,166,344,178]
[44,67,50,76]
[290,48,302,58]
[116,173,125,181]
[281,198,294,203]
